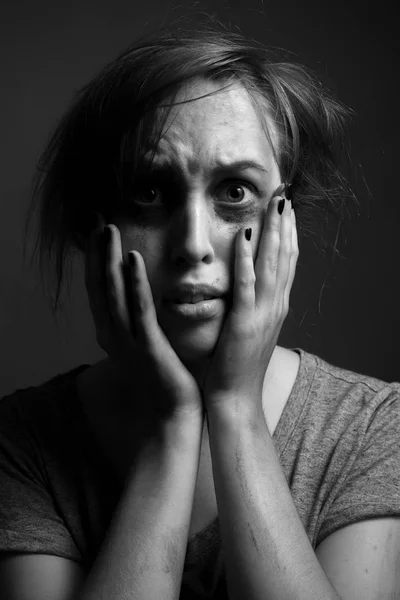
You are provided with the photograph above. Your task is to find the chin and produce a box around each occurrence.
[162,324,218,363]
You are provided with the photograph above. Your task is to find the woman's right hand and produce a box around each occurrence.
[84,213,204,423]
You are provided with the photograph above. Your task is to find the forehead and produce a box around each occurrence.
[149,79,277,170]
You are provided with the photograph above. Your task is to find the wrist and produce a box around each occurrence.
[206,395,265,433]
[158,406,205,446]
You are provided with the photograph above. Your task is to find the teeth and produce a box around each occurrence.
[174,294,214,304]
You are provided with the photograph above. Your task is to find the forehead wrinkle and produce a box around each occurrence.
[157,101,209,174]
[151,117,274,173]
[152,137,202,177]
[148,139,274,180]
[151,119,226,178]
[147,84,277,177]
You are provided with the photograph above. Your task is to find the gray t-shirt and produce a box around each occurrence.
[0,349,399,599]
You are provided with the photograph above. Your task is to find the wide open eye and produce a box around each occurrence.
[224,185,245,203]
[131,176,258,210]
[216,181,256,205]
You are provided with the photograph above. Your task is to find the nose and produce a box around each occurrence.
[169,197,215,267]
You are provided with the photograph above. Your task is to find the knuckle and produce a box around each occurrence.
[268,229,280,244]
[268,218,281,234]
[136,297,148,313]
[237,274,256,287]
[267,257,278,273]
[280,247,291,261]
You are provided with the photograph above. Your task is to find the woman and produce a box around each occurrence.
[0,28,399,600]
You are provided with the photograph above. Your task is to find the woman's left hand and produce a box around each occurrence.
[201,193,298,416]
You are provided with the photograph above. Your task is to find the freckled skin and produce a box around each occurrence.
[112,78,282,380]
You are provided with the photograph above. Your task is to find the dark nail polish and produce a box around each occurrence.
[129,252,136,267]
[278,198,285,215]
[245,228,252,241]
[285,183,293,201]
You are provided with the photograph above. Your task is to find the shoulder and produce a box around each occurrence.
[0,364,91,454]
[287,347,399,399]
[286,349,400,463]
[1,364,90,411]
[310,351,398,389]
[280,351,400,546]
[273,347,400,447]
[302,350,400,412]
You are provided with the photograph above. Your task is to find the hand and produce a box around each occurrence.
[84,214,204,422]
[200,194,298,414]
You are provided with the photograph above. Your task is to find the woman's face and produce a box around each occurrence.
[112,79,282,370]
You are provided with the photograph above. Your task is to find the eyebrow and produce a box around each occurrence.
[210,160,269,175]
[140,158,269,176]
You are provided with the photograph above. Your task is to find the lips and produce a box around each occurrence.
[164,296,225,320]
[172,293,216,304]
[165,282,227,304]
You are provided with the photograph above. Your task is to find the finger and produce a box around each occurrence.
[283,207,299,309]
[85,216,113,335]
[254,195,282,303]
[104,224,132,342]
[275,197,292,298]
[103,225,165,360]
[127,250,155,349]
[128,249,175,361]
[231,225,256,313]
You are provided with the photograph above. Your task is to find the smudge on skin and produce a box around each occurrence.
[248,521,260,556]
[235,440,262,558]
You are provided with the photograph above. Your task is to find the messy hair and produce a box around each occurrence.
[24,26,356,315]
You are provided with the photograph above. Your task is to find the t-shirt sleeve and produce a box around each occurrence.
[316,384,400,547]
[0,391,81,561]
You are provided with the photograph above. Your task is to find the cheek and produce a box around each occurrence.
[120,228,165,296]
[118,223,149,260]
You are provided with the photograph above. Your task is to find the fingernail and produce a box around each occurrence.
[278,198,285,215]
[129,252,136,267]
[245,227,252,241]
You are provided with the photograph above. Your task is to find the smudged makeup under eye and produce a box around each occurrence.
[214,180,260,205]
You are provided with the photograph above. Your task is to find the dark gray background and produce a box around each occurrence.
[1,0,398,398]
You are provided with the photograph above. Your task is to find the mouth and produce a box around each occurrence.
[169,293,218,304]
[163,296,227,320]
